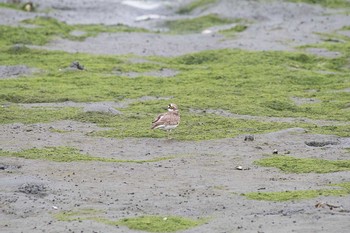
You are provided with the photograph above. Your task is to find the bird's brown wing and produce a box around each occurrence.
[152,113,165,124]
[151,113,165,129]
[151,112,179,129]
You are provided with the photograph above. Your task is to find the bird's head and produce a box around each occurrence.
[167,103,178,112]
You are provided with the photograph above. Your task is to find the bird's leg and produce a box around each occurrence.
[167,129,173,140]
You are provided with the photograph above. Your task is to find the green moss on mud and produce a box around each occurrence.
[55,208,102,221]
[0,16,146,47]
[244,182,350,201]
[334,182,350,191]
[87,110,307,140]
[219,24,248,37]
[0,106,79,124]
[118,216,205,232]
[0,146,176,163]
[55,209,205,232]
[1,21,350,140]
[177,0,217,14]
[1,47,349,139]
[288,0,350,8]
[0,3,23,11]
[165,14,235,34]
[255,155,350,173]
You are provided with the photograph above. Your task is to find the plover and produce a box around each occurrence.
[151,103,180,137]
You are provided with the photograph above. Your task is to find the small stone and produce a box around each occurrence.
[244,135,255,141]
[273,149,278,154]
[70,61,85,70]
[202,29,213,34]
[305,140,339,147]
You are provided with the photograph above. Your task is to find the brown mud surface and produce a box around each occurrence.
[1,0,350,233]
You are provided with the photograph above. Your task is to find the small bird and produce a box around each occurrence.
[151,103,180,138]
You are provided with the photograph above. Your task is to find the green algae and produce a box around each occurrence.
[244,182,350,201]
[0,146,176,163]
[287,0,350,8]
[255,155,350,173]
[0,17,350,140]
[55,208,102,222]
[54,209,205,232]
[0,16,147,47]
[164,14,235,34]
[0,106,79,124]
[0,2,23,11]
[177,0,217,14]
[118,216,205,232]
[87,110,307,140]
[219,24,248,37]
[0,46,349,139]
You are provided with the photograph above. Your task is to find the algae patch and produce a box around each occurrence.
[242,182,350,201]
[243,182,350,201]
[0,2,27,11]
[86,109,306,140]
[288,0,350,8]
[118,215,205,232]
[255,155,350,173]
[164,14,235,34]
[0,146,106,162]
[177,0,217,14]
[219,24,248,38]
[0,16,147,47]
[55,208,102,222]
[1,35,350,139]
[54,209,205,232]
[0,146,176,163]
[0,106,79,124]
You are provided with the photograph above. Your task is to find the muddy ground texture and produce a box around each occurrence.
[1,0,350,233]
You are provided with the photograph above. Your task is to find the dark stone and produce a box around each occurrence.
[18,183,48,197]
[70,61,85,70]
[244,135,255,141]
[305,140,339,147]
